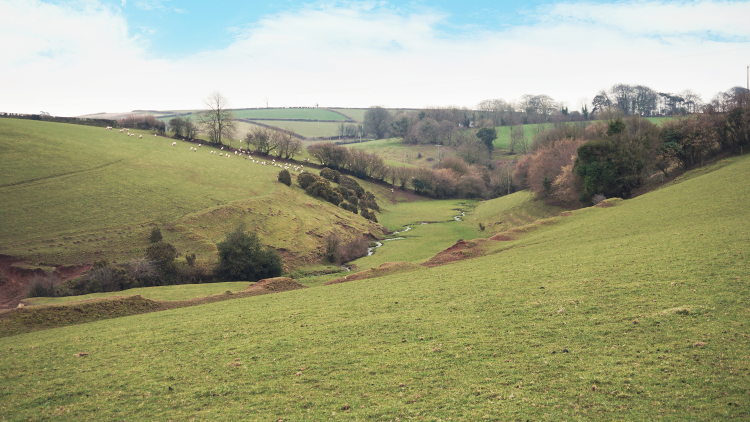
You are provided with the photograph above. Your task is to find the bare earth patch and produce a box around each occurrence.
[324,262,421,286]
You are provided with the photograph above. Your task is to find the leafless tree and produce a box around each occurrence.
[276,130,302,159]
[198,92,237,146]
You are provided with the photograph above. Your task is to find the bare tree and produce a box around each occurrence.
[246,127,279,155]
[198,92,237,146]
[277,130,302,159]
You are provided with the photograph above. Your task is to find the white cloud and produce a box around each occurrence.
[0,0,748,115]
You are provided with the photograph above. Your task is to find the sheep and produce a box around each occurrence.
[139,135,143,139]
[172,142,177,146]
[119,129,123,133]
[221,147,224,150]
[198,144,201,147]
[234,151,238,155]
[220,153,223,156]
[154,134,157,137]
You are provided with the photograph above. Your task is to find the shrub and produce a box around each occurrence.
[360,208,378,223]
[149,226,163,243]
[320,167,341,183]
[340,201,358,214]
[185,253,197,267]
[297,172,317,189]
[478,223,486,232]
[337,236,370,263]
[592,193,607,205]
[216,225,283,281]
[26,273,57,298]
[278,169,292,186]
[323,232,341,264]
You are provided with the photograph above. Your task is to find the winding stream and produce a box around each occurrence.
[365,209,466,258]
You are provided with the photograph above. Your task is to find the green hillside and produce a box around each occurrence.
[1,149,748,419]
[0,119,381,267]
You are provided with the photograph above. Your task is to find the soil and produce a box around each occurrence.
[0,255,90,310]
[324,262,421,285]
[421,239,486,268]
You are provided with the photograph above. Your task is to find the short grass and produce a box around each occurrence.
[330,108,367,122]
[24,282,252,306]
[465,190,568,235]
[231,108,349,121]
[1,154,748,420]
[0,119,380,267]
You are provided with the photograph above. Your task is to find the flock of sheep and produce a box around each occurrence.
[108,127,304,173]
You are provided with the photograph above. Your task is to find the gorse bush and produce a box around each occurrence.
[149,226,163,243]
[278,169,292,186]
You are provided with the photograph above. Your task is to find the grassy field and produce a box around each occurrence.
[231,108,349,121]
[0,119,381,267]
[330,108,367,122]
[24,282,252,306]
[1,153,748,420]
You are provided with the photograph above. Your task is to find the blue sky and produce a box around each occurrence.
[1,0,749,115]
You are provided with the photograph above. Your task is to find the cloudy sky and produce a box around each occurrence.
[1,0,749,116]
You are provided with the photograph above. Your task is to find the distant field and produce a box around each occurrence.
[232,108,350,121]
[330,108,367,121]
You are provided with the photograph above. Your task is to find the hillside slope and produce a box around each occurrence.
[0,154,747,420]
[0,119,381,268]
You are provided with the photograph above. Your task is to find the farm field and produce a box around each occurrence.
[330,108,367,122]
[231,108,350,121]
[0,118,381,269]
[1,153,748,420]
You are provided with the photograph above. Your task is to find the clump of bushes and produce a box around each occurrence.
[323,232,371,265]
[216,224,283,281]
[298,169,380,221]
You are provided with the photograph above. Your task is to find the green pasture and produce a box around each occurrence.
[0,119,380,267]
[330,108,367,122]
[24,282,252,306]
[231,108,349,121]
[1,154,748,420]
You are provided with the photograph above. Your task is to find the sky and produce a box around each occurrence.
[1,0,749,116]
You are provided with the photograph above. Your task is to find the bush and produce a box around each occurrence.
[278,169,292,186]
[185,253,197,267]
[26,273,57,298]
[323,232,340,264]
[320,167,341,183]
[360,208,378,223]
[337,236,370,263]
[216,225,283,281]
[297,172,317,189]
[340,201,358,214]
[149,227,163,243]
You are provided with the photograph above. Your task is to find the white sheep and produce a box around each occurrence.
[198,144,201,147]
[221,147,224,150]
[234,151,238,155]
[154,134,157,137]
[139,135,142,139]
[172,142,177,146]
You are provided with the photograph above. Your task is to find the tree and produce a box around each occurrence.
[363,106,393,139]
[391,116,409,138]
[198,92,237,146]
[246,127,278,155]
[276,130,302,159]
[216,225,283,281]
[476,127,497,156]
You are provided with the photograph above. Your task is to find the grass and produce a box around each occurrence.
[231,108,349,121]
[23,282,252,306]
[330,108,367,122]
[1,154,749,420]
[0,118,381,267]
